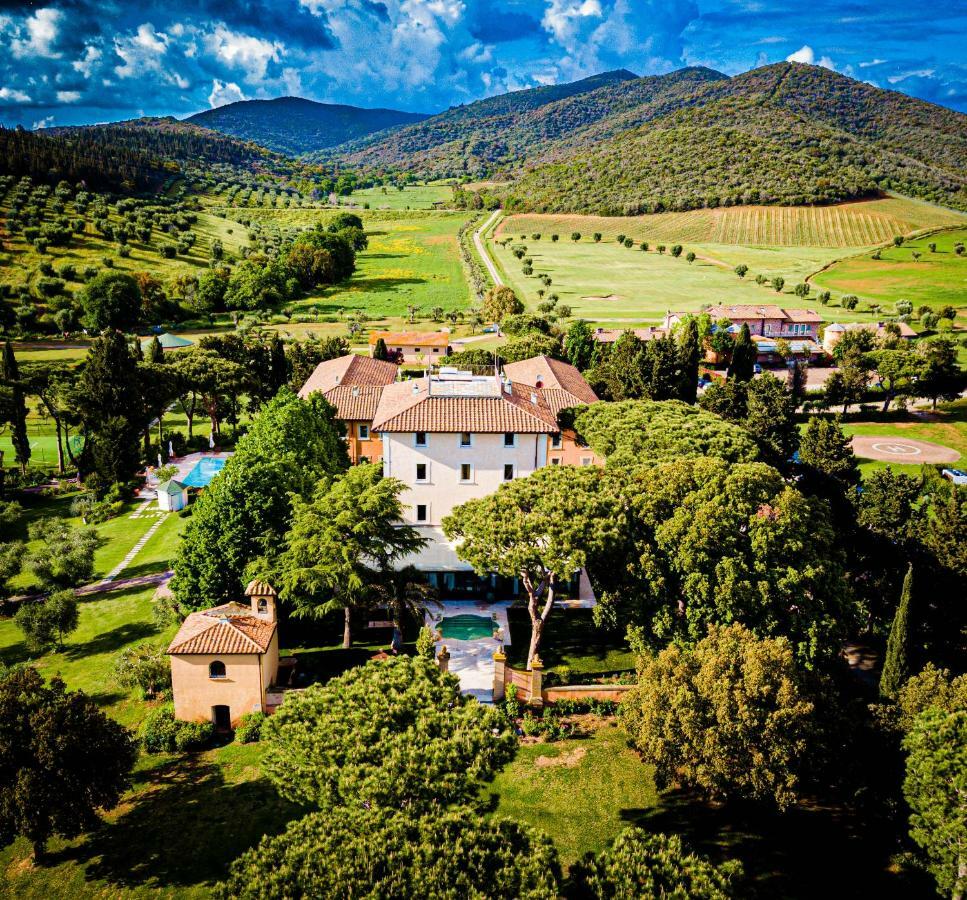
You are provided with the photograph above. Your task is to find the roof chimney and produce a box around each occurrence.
[530,392,538,405]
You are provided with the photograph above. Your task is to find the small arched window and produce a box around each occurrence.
[257,598,268,615]
[209,660,226,679]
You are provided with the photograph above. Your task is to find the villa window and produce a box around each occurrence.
[416,463,428,482]
[551,433,562,449]
[504,432,516,447]
[416,504,428,522]
[581,457,593,467]
[415,431,427,447]
[460,432,472,447]
[551,458,561,465]
[257,598,268,615]
[460,463,473,483]
[358,424,370,440]
[209,660,226,679]
[504,464,515,481]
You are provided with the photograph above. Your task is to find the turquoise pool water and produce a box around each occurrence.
[439,614,494,640]
[181,457,227,488]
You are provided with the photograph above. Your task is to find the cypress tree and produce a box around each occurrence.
[727,322,756,383]
[1,341,30,474]
[880,564,913,699]
[372,337,389,362]
[147,336,165,364]
[676,317,700,404]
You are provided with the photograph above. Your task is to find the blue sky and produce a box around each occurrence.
[1,0,965,129]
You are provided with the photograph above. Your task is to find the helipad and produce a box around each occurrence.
[851,436,960,464]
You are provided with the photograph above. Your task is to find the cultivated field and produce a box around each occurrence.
[814,227,967,312]
[497,195,966,249]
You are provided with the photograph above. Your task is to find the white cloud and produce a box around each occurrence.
[888,68,934,84]
[73,45,103,77]
[33,115,55,129]
[0,86,32,103]
[115,24,170,78]
[786,44,835,70]
[542,0,604,46]
[859,58,887,68]
[205,25,283,82]
[208,79,246,108]
[11,8,63,59]
[56,90,81,102]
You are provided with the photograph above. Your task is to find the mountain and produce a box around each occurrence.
[330,68,649,172]
[186,97,429,156]
[340,62,967,213]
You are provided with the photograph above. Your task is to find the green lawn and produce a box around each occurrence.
[348,183,456,210]
[486,722,658,865]
[489,229,878,326]
[815,228,967,312]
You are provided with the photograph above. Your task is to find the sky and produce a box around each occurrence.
[0,0,965,129]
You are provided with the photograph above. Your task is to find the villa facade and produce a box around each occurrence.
[368,330,451,363]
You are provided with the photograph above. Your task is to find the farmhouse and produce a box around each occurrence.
[822,321,917,354]
[665,305,822,339]
[167,580,280,728]
[369,330,451,363]
[298,353,399,462]
[591,326,667,344]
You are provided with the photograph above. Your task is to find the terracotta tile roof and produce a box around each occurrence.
[245,579,277,597]
[372,377,558,433]
[298,354,398,400]
[168,603,276,655]
[369,331,451,348]
[704,305,821,323]
[324,384,385,421]
[503,356,598,406]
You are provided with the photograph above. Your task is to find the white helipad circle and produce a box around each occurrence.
[870,442,922,457]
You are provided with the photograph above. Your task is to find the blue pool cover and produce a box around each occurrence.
[181,457,227,488]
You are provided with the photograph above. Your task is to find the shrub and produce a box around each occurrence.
[235,711,266,743]
[416,625,436,659]
[113,642,171,698]
[141,704,213,753]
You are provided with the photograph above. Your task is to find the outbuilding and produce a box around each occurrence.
[157,479,188,512]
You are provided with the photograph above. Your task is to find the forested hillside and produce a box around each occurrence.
[331,68,645,173]
[340,62,967,213]
[188,97,429,156]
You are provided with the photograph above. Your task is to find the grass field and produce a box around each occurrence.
[488,229,868,324]
[497,196,966,249]
[347,183,456,210]
[814,227,967,312]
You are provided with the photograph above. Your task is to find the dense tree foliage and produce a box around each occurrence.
[903,710,967,898]
[0,668,137,858]
[217,805,560,899]
[571,829,740,899]
[14,590,79,652]
[171,390,348,611]
[594,458,850,665]
[880,565,913,700]
[262,655,515,811]
[574,400,760,467]
[622,624,817,810]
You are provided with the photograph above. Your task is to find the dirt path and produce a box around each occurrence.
[474,209,503,287]
[851,435,960,463]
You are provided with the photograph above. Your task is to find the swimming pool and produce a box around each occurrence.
[181,456,227,488]
[439,614,495,641]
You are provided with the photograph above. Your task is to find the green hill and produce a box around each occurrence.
[187,97,429,156]
[340,62,967,213]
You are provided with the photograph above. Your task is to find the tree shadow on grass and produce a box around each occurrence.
[118,559,173,580]
[344,275,427,293]
[52,756,307,891]
[627,788,931,899]
[362,252,409,260]
[63,622,158,660]
[0,638,36,668]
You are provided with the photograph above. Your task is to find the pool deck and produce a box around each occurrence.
[138,451,234,499]
[426,601,511,703]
